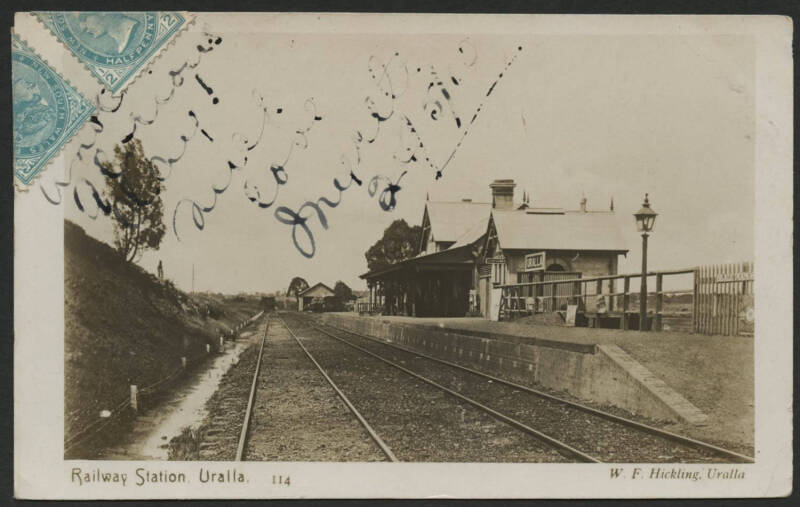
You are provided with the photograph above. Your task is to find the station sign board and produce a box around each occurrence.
[523,251,546,271]
[486,252,506,264]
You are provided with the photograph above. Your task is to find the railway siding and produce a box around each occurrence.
[313,321,738,463]
[283,314,567,463]
[320,313,707,425]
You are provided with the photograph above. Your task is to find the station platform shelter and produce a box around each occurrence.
[361,245,475,318]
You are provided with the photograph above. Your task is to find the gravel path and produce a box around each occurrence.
[283,314,566,463]
[311,321,739,463]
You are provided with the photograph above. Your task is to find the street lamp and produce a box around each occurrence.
[634,194,658,331]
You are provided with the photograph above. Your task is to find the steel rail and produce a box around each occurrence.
[301,318,600,463]
[235,316,270,461]
[315,318,755,464]
[278,314,399,463]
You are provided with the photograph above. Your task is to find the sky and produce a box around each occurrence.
[60,14,755,294]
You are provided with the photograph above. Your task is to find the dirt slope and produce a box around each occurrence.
[64,220,259,446]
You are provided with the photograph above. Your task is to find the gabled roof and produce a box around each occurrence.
[491,209,628,252]
[451,216,490,249]
[425,201,491,243]
[298,282,335,297]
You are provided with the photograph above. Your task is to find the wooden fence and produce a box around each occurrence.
[513,271,583,313]
[695,262,754,336]
[498,262,754,336]
[356,302,382,314]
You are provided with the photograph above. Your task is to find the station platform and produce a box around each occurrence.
[329,313,753,449]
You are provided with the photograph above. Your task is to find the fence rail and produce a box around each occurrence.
[497,263,753,336]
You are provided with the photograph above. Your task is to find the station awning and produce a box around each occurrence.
[360,245,475,281]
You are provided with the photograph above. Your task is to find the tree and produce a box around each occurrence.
[365,219,422,272]
[287,277,309,301]
[102,138,165,262]
[334,281,354,301]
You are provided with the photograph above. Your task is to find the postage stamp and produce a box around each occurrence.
[34,11,189,94]
[12,33,95,187]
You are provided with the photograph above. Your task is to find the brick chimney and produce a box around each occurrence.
[490,179,516,210]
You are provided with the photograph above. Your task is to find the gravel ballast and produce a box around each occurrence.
[282,314,566,463]
[312,321,739,463]
[244,319,386,461]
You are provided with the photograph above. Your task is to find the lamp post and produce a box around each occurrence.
[634,194,658,331]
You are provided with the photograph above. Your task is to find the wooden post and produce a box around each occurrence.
[551,282,557,312]
[622,276,630,330]
[711,264,717,335]
[608,278,616,312]
[702,265,707,335]
[582,281,587,309]
[181,356,187,369]
[219,335,225,351]
[573,280,581,306]
[533,272,539,312]
[734,262,742,336]
[655,273,663,331]
[206,343,211,354]
[130,385,138,412]
[721,264,728,336]
[596,280,602,313]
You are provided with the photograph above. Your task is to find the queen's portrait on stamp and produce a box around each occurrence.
[13,74,56,145]
[12,34,94,186]
[74,12,140,55]
[35,11,189,94]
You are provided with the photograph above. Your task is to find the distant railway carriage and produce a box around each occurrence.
[261,296,276,311]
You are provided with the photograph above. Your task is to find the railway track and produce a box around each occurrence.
[235,313,395,462]
[297,314,754,464]
[275,313,568,462]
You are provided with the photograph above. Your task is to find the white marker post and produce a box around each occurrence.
[130,385,138,412]
[181,356,187,369]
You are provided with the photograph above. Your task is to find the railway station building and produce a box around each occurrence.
[361,179,628,319]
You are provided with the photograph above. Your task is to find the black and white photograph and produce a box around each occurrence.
[11,11,792,499]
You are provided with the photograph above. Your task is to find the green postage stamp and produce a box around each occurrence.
[12,34,94,186]
[35,12,188,94]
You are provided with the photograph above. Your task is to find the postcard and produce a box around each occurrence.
[12,12,793,499]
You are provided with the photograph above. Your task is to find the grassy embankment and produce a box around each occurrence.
[64,220,261,455]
